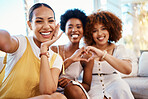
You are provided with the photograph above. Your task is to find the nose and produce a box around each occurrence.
[97,30,102,36]
[43,22,50,29]
[72,27,77,32]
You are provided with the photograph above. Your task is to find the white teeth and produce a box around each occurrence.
[41,32,51,35]
[98,37,104,40]
[72,34,79,38]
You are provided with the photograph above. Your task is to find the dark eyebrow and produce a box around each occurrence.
[36,17,54,20]
[76,24,82,26]
[68,24,73,26]
[100,26,105,28]
[68,24,82,26]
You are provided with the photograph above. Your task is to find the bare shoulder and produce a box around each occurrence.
[109,43,116,49]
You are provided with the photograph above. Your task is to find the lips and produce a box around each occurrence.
[97,36,105,41]
[40,31,52,38]
[40,32,51,36]
[71,34,79,38]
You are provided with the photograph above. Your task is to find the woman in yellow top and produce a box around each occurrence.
[0,3,66,99]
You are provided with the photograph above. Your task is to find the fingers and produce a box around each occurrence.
[53,23,60,38]
[85,46,94,52]
[77,47,86,56]
[58,78,71,88]
[44,32,63,47]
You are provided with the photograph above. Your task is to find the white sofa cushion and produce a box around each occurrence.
[123,77,148,99]
[138,52,148,76]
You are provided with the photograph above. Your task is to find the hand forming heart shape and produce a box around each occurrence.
[70,46,103,62]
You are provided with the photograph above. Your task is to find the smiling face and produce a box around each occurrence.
[65,18,83,43]
[27,6,56,47]
[92,23,109,46]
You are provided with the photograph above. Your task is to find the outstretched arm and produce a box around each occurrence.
[0,29,19,53]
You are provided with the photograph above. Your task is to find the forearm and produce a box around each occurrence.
[80,59,93,92]
[80,82,90,92]
[39,44,57,94]
[64,57,74,69]
[104,53,132,74]
[39,56,57,94]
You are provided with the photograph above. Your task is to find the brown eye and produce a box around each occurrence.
[36,20,42,23]
[68,26,72,29]
[92,29,97,33]
[48,20,54,23]
[102,27,107,30]
[77,26,81,29]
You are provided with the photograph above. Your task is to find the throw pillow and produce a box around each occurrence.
[138,52,148,76]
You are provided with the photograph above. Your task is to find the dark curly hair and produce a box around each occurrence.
[84,10,122,46]
[60,9,87,32]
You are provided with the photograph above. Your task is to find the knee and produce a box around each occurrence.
[54,92,67,99]
[64,83,86,99]
[39,93,67,99]
[52,92,67,99]
[38,95,51,99]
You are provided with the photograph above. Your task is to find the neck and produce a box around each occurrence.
[33,37,41,48]
[65,42,79,51]
[95,43,110,51]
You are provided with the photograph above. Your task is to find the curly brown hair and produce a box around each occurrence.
[84,10,122,46]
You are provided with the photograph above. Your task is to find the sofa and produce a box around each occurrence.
[121,51,148,99]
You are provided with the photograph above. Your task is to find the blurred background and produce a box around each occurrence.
[0,0,148,57]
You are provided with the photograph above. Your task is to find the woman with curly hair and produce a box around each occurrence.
[51,9,93,99]
[83,10,134,99]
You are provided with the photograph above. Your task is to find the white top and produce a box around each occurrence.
[4,35,63,81]
[60,61,83,80]
[88,45,134,99]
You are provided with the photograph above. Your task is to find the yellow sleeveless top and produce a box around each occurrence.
[0,37,57,98]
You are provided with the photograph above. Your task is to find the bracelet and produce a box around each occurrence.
[101,50,107,60]
[39,52,50,58]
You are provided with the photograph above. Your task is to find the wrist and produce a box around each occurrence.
[40,43,48,52]
[101,50,107,60]
[39,52,50,58]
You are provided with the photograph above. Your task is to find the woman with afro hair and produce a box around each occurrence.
[51,9,93,99]
[83,10,134,99]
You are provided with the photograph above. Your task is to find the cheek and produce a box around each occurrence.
[80,29,84,34]
[105,32,110,38]
[92,33,96,38]
[65,29,71,35]
[32,24,41,31]
[50,23,56,30]
[65,27,70,33]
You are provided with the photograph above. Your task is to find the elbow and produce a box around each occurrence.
[87,84,91,92]
[40,88,56,95]
[40,86,57,95]
[84,83,91,92]
[124,64,132,75]
[126,68,132,75]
